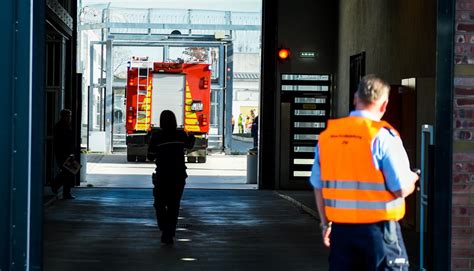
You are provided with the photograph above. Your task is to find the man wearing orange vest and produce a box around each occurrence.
[310,75,419,270]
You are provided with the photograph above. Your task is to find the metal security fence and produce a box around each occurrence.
[80,7,261,53]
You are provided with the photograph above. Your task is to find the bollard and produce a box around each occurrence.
[80,151,87,183]
[246,148,258,184]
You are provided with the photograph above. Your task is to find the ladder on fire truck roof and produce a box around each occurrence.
[134,59,152,131]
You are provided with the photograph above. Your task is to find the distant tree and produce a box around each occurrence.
[113,47,132,79]
[182,47,208,63]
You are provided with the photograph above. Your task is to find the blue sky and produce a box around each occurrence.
[81,0,262,12]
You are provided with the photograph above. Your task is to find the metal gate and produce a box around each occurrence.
[112,88,126,149]
[279,74,331,189]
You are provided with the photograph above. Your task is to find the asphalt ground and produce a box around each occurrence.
[44,188,330,271]
[84,153,257,189]
[44,155,418,270]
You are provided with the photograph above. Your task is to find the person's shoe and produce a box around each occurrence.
[164,236,174,245]
[63,194,76,200]
[161,233,174,245]
[51,186,59,195]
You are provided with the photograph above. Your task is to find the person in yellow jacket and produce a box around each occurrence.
[238,113,244,134]
[310,75,419,270]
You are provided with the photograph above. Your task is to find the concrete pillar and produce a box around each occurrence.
[224,43,233,153]
[105,39,114,153]
[0,0,45,269]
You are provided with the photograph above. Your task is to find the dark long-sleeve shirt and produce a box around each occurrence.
[251,116,258,137]
[53,121,74,165]
[147,129,195,180]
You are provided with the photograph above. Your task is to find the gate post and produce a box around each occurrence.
[0,0,45,270]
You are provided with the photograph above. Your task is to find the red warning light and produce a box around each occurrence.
[278,48,290,60]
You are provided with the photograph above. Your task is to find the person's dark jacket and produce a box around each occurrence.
[53,120,74,165]
[251,116,258,138]
[147,128,195,180]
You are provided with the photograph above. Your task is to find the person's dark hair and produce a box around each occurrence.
[60,109,72,119]
[160,110,177,131]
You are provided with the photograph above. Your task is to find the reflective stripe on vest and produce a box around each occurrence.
[324,198,404,210]
[323,180,387,191]
[318,116,405,223]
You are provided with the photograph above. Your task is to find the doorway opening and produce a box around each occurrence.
[77,2,262,190]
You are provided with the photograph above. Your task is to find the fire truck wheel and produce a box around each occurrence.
[127,155,137,162]
[197,156,206,163]
[137,155,147,162]
[187,156,197,163]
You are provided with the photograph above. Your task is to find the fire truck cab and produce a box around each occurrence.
[125,57,211,163]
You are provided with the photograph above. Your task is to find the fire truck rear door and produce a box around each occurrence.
[151,73,185,127]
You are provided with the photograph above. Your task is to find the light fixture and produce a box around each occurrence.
[278,48,290,60]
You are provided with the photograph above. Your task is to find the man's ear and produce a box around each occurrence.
[380,99,388,113]
[353,96,359,108]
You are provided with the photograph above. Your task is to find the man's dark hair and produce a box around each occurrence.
[160,110,177,131]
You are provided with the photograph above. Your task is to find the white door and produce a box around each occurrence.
[151,73,185,127]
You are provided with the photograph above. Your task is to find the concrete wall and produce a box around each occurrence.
[234,53,261,73]
[336,0,436,116]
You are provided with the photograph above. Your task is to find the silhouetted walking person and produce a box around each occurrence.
[147,110,195,244]
[251,115,258,149]
[52,109,76,199]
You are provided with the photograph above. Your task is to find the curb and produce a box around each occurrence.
[274,191,320,221]
[232,135,254,143]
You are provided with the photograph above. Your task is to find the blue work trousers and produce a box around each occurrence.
[329,221,409,271]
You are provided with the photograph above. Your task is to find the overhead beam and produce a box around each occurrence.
[92,40,230,48]
[107,33,231,42]
[111,41,228,47]
[79,22,260,31]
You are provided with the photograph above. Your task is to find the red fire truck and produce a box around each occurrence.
[125,57,211,163]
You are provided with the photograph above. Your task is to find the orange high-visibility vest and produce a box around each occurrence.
[318,116,405,224]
